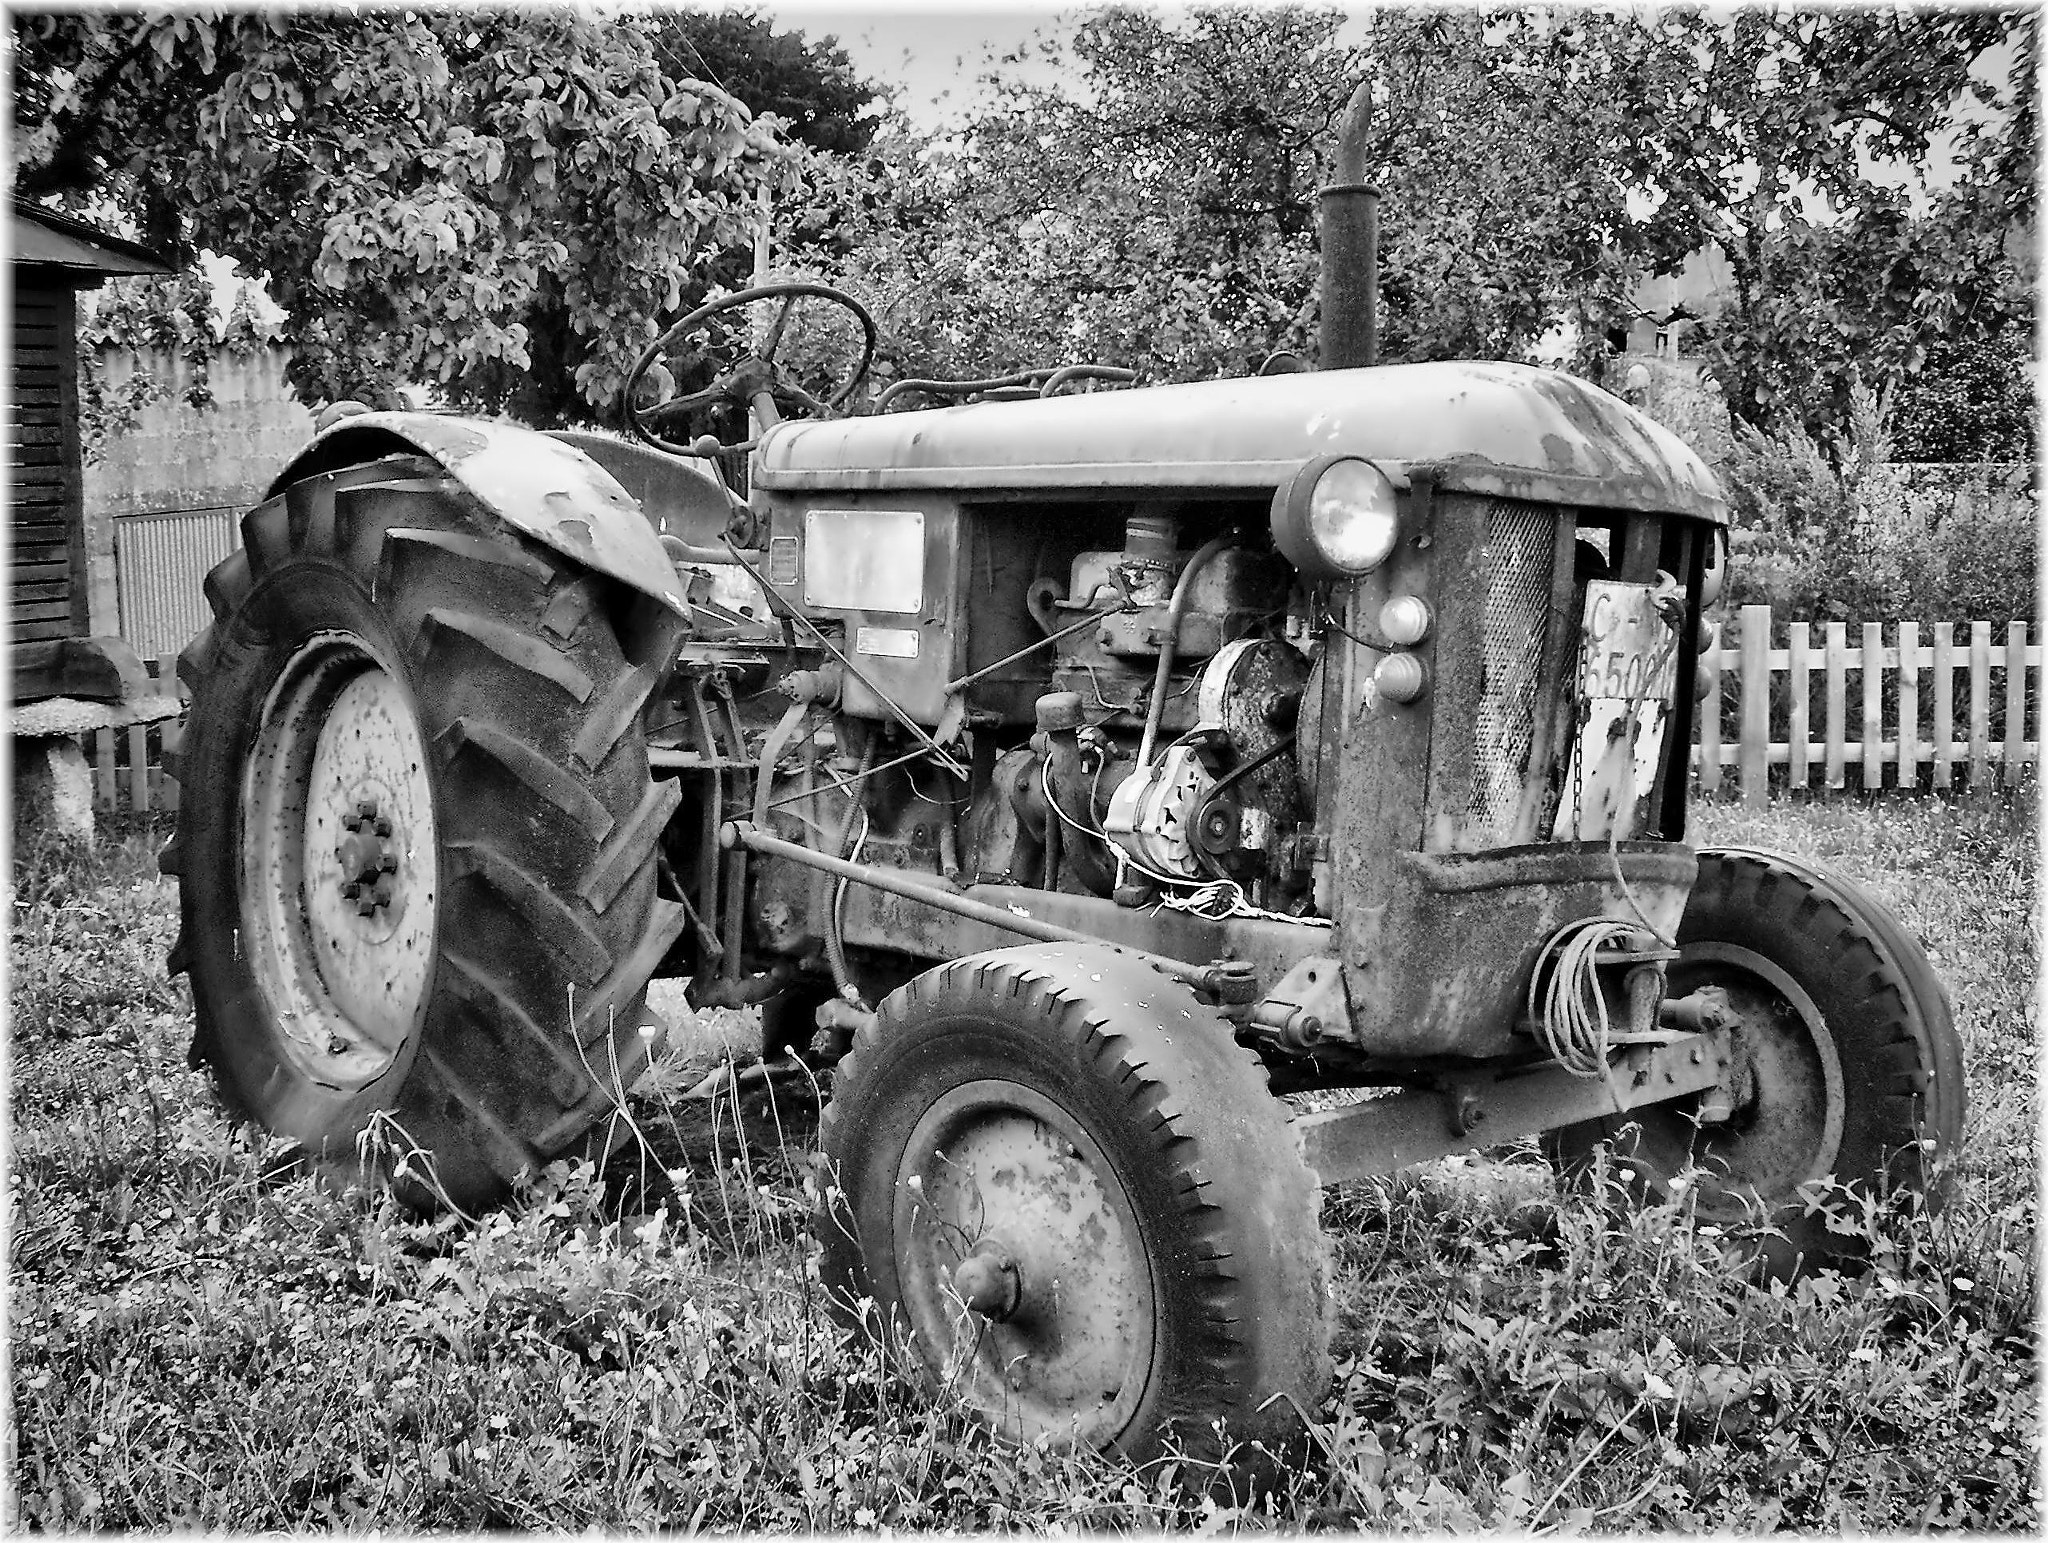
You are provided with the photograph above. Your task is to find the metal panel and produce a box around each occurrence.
[1469,500,1557,837]
[755,360,1728,521]
[114,506,240,656]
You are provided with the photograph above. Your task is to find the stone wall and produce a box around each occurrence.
[81,344,314,639]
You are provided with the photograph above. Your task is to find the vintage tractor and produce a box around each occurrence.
[164,90,1961,1460]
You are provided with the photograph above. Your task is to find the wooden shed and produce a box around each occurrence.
[10,201,180,837]
[11,201,171,647]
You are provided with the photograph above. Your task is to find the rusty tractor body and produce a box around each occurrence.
[168,90,1962,1459]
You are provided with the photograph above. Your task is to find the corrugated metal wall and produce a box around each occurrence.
[113,506,240,656]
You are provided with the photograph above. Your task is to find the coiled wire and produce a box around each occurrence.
[1526,915,1642,1094]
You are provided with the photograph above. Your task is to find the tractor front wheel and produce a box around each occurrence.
[816,943,1331,1460]
[1545,848,1963,1275]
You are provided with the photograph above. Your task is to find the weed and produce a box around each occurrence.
[8,797,2038,1529]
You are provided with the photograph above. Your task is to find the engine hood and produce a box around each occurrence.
[755,360,1726,522]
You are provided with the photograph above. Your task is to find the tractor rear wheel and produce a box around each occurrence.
[816,943,1331,1460]
[163,453,684,1211]
[1545,848,1963,1275]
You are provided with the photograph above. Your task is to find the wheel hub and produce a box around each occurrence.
[1652,943,1845,1211]
[894,1080,1156,1446]
[336,800,402,914]
[952,1240,1023,1321]
[240,634,438,1089]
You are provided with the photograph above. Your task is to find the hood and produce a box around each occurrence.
[754,360,1726,522]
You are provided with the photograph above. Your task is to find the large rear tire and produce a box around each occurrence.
[816,943,1331,1461]
[1545,848,1964,1275]
[163,453,686,1211]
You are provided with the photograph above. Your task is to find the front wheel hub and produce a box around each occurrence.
[952,1241,1022,1321]
[895,1080,1156,1444]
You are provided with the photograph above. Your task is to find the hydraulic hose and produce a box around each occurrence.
[823,737,877,1008]
[1137,534,1237,767]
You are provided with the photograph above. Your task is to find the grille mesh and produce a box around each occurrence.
[1470,502,1556,834]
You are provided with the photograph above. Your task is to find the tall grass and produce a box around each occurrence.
[8,798,2037,1530]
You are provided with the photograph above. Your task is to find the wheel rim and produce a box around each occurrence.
[1644,941,1845,1211]
[240,632,438,1089]
[892,1079,1157,1447]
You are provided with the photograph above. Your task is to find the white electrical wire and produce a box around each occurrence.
[1527,915,1642,1097]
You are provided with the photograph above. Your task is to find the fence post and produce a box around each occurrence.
[1897,621,1919,789]
[126,723,150,814]
[151,655,182,814]
[93,727,117,809]
[1739,604,1770,806]
[1697,625,1722,794]
[1824,621,1848,791]
[2005,622,2029,788]
[1969,621,1992,788]
[1861,621,1883,793]
[1788,621,1810,790]
[1932,623,1954,790]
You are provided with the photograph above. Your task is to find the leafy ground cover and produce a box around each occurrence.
[8,794,2038,1531]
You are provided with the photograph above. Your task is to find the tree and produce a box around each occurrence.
[1591,6,2036,439]
[792,3,2032,450]
[798,7,1645,386]
[649,8,879,158]
[1889,326,2037,463]
[12,10,794,422]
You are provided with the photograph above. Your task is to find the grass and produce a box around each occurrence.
[8,794,2039,1531]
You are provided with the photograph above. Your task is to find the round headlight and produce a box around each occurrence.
[1270,455,1402,581]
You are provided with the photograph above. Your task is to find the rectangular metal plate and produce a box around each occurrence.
[802,508,924,613]
[855,625,920,659]
[1554,581,1680,840]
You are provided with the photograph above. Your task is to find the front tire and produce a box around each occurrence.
[1545,848,1964,1274]
[163,453,685,1211]
[816,943,1331,1460]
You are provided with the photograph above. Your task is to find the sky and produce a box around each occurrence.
[767,5,1071,128]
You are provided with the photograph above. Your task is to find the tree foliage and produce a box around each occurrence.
[801,7,1644,386]
[1888,328,2037,464]
[797,4,2033,449]
[12,9,794,422]
[1596,6,2036,439]
[12,4,2033,448]
[649,8,878,158]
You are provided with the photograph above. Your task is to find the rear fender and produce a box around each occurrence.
[266,412,690,622]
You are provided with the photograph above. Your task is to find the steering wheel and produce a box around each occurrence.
[621,281,878,457]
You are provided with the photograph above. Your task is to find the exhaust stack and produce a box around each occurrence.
[1317,80,1380,370]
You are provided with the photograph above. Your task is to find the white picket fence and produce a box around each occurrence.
[1697,605,2039,802]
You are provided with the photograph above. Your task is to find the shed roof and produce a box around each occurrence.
[10,201,173,279]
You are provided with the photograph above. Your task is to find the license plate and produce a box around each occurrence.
[1553,582,1682,841]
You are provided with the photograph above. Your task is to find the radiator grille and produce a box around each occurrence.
[1469,502,1556,834]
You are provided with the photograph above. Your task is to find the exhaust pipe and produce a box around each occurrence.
[1318,80,1380,370]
